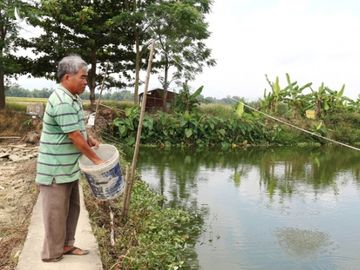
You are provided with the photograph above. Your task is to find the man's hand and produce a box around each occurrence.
[88,135,100,148]
[68,131,104,165]
[94,159,106,165]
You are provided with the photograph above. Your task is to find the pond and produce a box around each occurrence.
[129,146,360,270]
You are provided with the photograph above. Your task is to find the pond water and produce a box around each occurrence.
[130,146,360,270]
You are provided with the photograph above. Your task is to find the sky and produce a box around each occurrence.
[15,0,360,101]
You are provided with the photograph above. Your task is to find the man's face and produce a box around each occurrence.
[64,68,88,95]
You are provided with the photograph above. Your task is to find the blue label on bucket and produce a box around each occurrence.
[84,163,124,200]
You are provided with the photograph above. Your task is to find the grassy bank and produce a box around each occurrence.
[82,168,203,269]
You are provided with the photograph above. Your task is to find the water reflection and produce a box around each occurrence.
[125,146,360,270]
[130,146,360,204]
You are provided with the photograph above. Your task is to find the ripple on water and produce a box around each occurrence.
[275,227,338,259]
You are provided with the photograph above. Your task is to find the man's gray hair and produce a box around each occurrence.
[57,55,88,81]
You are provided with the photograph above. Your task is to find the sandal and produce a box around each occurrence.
[42,255,63,262]
[63,246,89,256]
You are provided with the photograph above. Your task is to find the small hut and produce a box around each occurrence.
[139,88,177,112]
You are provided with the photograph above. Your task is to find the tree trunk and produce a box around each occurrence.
[162,60,169,112]
[316,99,321,118]
[134,31,140,105]
[0,21,6,110]
[88,51,97,108]
[133,0,140,105]
[0,70,5,110]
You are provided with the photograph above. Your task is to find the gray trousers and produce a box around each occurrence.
[39,180,80,260]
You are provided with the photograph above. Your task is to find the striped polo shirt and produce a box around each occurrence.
[36,84,87,185]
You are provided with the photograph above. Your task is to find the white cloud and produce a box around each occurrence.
[15,0,360,100]
[193,0,360,100]
[14,76,57,90]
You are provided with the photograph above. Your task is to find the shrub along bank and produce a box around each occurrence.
[111,106,335,148]
[82,167,203,269]
[110,75,360,148]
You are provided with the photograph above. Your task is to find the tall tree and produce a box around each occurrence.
[149,0,216,111]
[110,0,156,105]
[0,0,30,109]
[115,0,215,106]
[21,0,134,106]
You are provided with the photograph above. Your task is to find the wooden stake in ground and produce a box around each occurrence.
[122,41,155,221]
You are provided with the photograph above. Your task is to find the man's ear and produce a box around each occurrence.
[63,74,70,81]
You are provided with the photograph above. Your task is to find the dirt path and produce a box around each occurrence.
[0,144,39,270]
[0,109,111,269]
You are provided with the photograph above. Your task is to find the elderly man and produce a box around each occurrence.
[36,55,104,262]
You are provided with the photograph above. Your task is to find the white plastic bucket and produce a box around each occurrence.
[79,144,124,200]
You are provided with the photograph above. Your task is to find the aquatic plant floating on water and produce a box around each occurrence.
[275,227,337,258]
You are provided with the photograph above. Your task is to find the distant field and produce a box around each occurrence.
[198,103,234,118]
[6,96,92,105]
[5,96,136,112]
[6,97,48,104]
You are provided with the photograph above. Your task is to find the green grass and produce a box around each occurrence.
[83,100,136,110]
[5,97,47,112]
[5,97,48,103]
[198,103,235,118]
[5,103,27,112]
[6,96,137,113]
[101,100,136,110]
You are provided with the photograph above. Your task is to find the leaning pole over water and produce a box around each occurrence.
[122,41,155,221]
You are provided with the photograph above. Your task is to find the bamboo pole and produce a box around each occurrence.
[122,165,130,214]
[109,206,115,247]
[242,102,360,152]
[122,41,155,221]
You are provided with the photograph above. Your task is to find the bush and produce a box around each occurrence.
[83,180,203,270]
[5,102,27,112]
[325,112,360,126]
[113,109,269,147]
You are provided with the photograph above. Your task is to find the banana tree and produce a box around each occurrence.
[324,84,348,112]
[310,83,329,118]
[346,95,360,112]
[174,83,203,113]
[262,74,310,114]
[283,73,312,116]
[307,83,347,118]
[262,75,285,113]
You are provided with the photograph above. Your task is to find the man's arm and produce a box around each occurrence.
[68,130,104,165]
